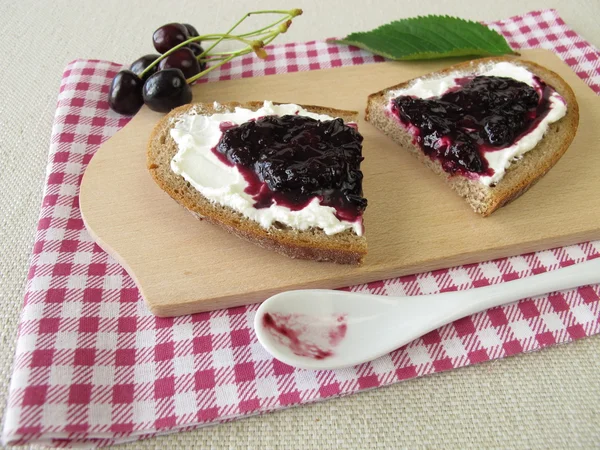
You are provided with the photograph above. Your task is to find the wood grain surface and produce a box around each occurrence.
[79,49,600,317]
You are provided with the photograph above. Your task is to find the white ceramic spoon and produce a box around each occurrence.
[254,258,600,370]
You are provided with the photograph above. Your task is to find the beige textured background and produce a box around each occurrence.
[1,0,599,448]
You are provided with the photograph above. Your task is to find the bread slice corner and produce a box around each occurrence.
[147,101,367,265]
[365,57,580,217]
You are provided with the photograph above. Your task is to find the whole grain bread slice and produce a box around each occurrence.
[147,101,367,265]
[365,57,579,216]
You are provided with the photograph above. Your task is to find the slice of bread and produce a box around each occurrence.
[366,57,579,216]
[147,101,367,265]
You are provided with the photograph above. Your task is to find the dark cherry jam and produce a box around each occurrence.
[391,75,553,176]
[214,114,366,221]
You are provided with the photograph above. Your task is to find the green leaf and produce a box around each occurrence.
[332,15,517,61]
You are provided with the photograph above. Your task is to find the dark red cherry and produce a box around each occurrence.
[142,68,192,113]
[153,23,190,54]
[188,43,207,70]
[183,23,199,37]
[158,47,201,79]
[130,54,160,81]
[108,70,143,115]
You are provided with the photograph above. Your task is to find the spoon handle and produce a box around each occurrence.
[390,257,600,342]
[450,256,600,313]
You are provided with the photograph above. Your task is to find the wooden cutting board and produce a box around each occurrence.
[80,49,600,317]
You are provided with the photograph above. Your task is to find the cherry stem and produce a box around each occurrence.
[199,34,257,45]
[185,16,290,85]
[236,16,290,38]
[197,9,285,61]
[186,53,238,84]
[138,9,301,80]
[199,55,229,62]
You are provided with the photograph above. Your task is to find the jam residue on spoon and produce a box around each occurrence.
[262,312,348,360]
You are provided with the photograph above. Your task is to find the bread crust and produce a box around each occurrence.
[365,56,580,216]
[147,101,367,265]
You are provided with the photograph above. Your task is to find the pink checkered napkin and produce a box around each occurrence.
[3,9,600,447]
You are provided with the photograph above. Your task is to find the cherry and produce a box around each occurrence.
[108,10,301,115]
[153,23,189,54]
[143,68,192,113]
[183,23,199,37]
[130,54,160,81]
[188,43,207,70]
[108,70,144,115]
[158,47,201,79]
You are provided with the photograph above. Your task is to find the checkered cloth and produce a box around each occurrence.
[3,9,600,447]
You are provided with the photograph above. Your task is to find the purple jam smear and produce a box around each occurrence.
[262,312,348,360]
[214,115,366,222]
[390,75,554,176]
